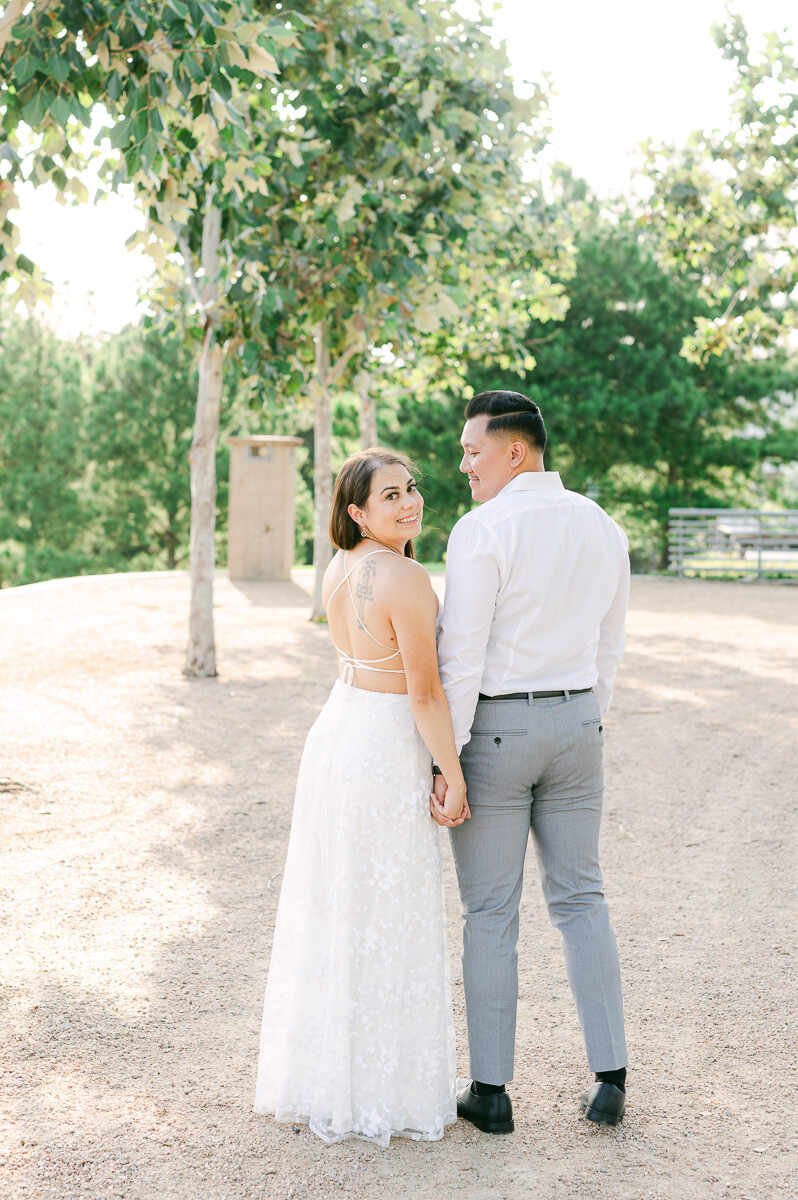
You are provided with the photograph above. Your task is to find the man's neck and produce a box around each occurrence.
[507,459,545,483]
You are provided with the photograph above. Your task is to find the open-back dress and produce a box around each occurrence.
[253,550,456,1146]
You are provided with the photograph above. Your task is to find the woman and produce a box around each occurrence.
[254,448,468,1147]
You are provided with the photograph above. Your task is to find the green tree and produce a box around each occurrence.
[468,201,798,565]
[642,12,798,363]
[1,0,570,638]
[379,179,798,569]
[1,0,289,672]
[380,382,470,564]
[234,0,568,616]
[87,325,197,569]
[0,305,88,585]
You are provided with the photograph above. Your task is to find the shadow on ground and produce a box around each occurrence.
[1,573,795,1200]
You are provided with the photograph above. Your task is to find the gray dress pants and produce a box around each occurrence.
[449,689,627,1084]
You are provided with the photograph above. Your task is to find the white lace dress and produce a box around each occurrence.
[253,555,456,1147]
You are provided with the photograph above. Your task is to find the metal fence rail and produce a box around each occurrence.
[668,508,798,579]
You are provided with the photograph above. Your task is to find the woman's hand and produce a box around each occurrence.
[430,773,470,827]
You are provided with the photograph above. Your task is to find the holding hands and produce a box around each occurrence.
[430,772,470,827]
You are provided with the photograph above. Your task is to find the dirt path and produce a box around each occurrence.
[1,571,795,1200]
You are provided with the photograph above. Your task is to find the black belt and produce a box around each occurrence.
[478,687,593,701]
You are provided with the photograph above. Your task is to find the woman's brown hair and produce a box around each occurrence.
[329,448,418,559]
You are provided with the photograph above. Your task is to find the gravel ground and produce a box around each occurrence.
[1,570,796,1200]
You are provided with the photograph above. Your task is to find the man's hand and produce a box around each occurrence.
[430,772,470,827]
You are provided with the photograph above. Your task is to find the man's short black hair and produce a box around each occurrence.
[464,390,547,454]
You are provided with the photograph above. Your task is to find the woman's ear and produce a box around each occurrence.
[347,503,364,525]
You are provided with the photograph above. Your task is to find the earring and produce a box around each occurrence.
[360,526,367,538]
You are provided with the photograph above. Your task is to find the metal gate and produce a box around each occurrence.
[668,509,798,579]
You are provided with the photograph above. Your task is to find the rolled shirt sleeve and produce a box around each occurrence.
[594,525,630,716]
[437,517,501,753]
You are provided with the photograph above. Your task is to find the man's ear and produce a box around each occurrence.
[509,439,527,467]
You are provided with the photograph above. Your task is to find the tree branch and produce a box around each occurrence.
[200,186,221,307]
[720,284,745,322]
[0,0,30,56]
[328,338,363,387]
[526,329,560,349]
[177,235,205,310]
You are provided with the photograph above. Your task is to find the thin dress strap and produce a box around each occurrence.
[327,550,406,685]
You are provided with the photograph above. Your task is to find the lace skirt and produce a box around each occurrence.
[253,679,457,1147]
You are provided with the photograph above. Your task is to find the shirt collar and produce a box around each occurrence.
[497,471,563,498]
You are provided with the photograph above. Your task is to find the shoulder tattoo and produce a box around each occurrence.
[355,556,377,622]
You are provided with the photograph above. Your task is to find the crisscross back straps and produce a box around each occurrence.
[327,550,406,680]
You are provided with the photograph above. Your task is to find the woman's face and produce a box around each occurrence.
[349,464,423,550]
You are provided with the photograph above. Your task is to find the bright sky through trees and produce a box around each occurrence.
[483,0,796,193]
[11,0,798,337]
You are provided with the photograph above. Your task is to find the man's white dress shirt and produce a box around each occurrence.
[437,471,630,752]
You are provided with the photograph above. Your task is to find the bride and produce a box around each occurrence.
[254,448,469,1147]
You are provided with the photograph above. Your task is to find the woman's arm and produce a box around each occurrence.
[389,564,467,822]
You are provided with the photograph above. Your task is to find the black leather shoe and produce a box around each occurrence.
[579,1081,626,1126]
[456,1082,514,1134]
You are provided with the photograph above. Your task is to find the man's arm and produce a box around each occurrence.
[437,517,500,752]
[595,526,630,716]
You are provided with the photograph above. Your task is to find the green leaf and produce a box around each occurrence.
[49,55,71,84]
[107,117,132,150]
[118,23,142,51]
[124,144,141,178]
[198,2,223,26]
[670,183,698,200]
[231,122,249,152]
[212,70,231,102]
[140,131,159,168]
[175,71,192,100]
[133,110,149,142]
[766,188,788,210]
[182,53,205,83]
[107,71,123,102]
[21,90,50,128]
[150,74,168,102]
[48,96,73,127]
[71,95,92,126]
[13,53,40,87]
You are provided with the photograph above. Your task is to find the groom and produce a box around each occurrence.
[432,390,630,1132]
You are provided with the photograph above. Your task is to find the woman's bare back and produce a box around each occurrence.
[323,547,434,694]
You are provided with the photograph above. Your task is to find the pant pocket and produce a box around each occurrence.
[471,729,527,747]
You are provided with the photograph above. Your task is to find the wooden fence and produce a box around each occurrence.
[668,508,798,579]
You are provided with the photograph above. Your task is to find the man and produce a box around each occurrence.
[432,390,629,1132]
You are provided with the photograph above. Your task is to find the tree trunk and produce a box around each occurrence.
[164,520,178,570]
[356,369,377,447]
[184,195,222,676]
[184,326,222,674]
[657,459,680,570]
[0,0,28,55]
[311,321,333,621]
